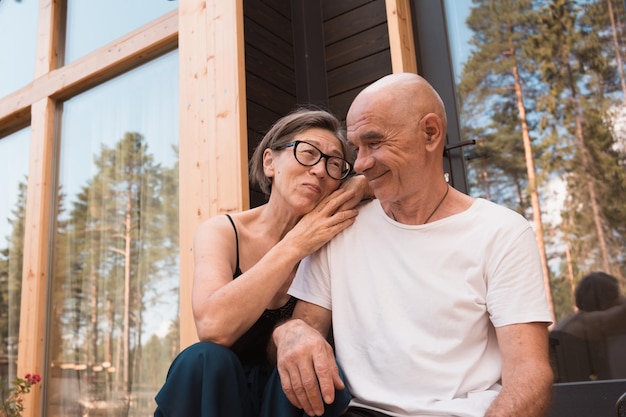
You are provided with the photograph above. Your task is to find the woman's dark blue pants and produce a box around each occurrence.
[153,342,351,417]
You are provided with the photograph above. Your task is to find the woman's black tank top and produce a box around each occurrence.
[224,214,296,365]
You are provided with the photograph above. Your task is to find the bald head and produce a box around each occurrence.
[347,73,447,131]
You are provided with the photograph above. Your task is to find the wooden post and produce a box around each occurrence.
[178,0,249,349]
[16,0,63,415]
[17,96,55,417]
[386,0,417,74]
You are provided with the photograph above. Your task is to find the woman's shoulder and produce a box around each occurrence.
[199,206,262,230]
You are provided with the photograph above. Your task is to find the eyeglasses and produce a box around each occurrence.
[273,140,353,180]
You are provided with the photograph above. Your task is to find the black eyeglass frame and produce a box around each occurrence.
[273,140,353,180]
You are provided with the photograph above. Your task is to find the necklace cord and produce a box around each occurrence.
[423,183,450,224]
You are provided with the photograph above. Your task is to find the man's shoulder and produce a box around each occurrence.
[473,198,530,225]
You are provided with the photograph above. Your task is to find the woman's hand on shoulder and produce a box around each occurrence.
[282,188,359,258]
[337,174,373,211]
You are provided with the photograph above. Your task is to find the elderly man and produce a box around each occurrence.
[272,73,553,417]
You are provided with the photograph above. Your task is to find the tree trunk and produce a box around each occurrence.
[123,190,132,394]
[511,63,556,322]
[568,86,612,273]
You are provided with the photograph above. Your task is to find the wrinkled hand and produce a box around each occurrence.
[285,188,358,258]
[274,320,343,416]
[337,174,373,211]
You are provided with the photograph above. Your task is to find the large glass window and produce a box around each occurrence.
[0,128,31,390]
[0,0,38,96]
[46,50,179,417]
[444,0,626,383]
[65,0,178,63]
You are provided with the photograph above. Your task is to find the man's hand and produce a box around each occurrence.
[273,319,344,416]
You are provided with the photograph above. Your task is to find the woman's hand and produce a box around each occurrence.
[337,174,373,211]
[282,188,358,259]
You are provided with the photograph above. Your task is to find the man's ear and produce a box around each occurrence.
[421,113,443,150]
[263,148,275,178]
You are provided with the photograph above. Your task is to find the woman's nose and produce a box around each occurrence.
[308,159,327,177]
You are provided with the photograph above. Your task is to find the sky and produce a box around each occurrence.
[444,0,475,80]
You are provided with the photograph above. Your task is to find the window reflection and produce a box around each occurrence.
[0,0,38,96]
[65,0,178,63]
[550,272,626,382]
[47,51,179,417]
[0,128,31,386]
[444,0,626,382]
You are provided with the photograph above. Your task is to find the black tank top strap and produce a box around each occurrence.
[225,214,243,278]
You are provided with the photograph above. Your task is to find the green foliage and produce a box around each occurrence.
[0,181,26,368]
[460,0,626,313]
[0,374,40,417]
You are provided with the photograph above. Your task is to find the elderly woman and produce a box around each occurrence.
[154,108,368,417]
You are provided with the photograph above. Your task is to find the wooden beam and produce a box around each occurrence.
[17,1,64,415]
[18,97,55,417]
[385,0,417,74]
[0,10,178,125]
[178,0,249,349]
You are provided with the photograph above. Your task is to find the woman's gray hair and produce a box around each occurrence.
[249,107,349,197]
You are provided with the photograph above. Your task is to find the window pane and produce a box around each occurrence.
[65,0,178,63]
[0,0,38,96]
[0,128,30,387]
[444,0,626,383]
[47,51,179,417]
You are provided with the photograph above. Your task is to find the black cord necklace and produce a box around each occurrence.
[423,183,450,224]
[391,183,450,224]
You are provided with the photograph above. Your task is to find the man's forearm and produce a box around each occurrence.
[485,369,552,417]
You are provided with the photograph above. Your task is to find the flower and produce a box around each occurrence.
[0,373,41,417]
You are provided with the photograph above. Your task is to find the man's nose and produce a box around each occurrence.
[353,153,373,174]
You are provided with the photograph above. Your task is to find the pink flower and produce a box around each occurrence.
[24,374,41,386]
[1,373,42,417]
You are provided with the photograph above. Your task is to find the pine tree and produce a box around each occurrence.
[49,132,179,411]
[459,0,555,319]
[532,0,626,305]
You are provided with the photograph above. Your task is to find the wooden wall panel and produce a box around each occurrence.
[243,0,297,207]
[260,0,292,19]
[327,53,392,118]
[327,52,392,96]
[326,24,389,71]
[244,3,292,43]
[245,46,296,94]
[324,1,388,45]
[323,0,392,119]
[323,0,377,20]
[178,0,249,348]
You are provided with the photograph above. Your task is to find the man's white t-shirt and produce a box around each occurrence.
[289,198,552,417]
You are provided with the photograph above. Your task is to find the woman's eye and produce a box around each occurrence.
[329,159,343,169]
